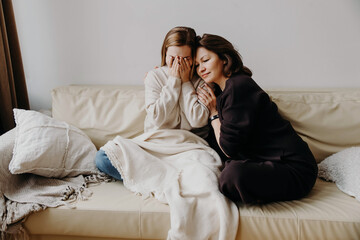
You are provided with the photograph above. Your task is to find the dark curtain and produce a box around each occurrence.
[0,0,29,135]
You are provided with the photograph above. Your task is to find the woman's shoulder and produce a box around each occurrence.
[145,66,168,85]
[147,66,168,77]
[225,72,259,94]
[228,72,255,87]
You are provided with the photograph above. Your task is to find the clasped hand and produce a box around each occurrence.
[197,84,218,116]
[168,56,191,83]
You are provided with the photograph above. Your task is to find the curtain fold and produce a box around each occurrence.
[0,0,29,135]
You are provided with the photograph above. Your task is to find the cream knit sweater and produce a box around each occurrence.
[144,66,209,135]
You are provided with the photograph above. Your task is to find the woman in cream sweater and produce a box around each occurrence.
[95,26,209,180]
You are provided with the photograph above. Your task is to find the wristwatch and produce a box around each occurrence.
[209,114,219,121]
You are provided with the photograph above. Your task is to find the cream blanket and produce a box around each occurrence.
[102,129,239,240]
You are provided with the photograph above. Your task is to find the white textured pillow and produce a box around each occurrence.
[9,109,98,178]
[318,147,360,201]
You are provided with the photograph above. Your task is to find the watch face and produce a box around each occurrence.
[210,114,219,121]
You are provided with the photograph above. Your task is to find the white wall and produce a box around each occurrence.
[12,0,360,110]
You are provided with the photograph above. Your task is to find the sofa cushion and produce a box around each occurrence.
[25,181,171,240]
[268,89,360,162]
[9,109,98,178]
[24,179,360,240]
[52,86,360,161]
[52,85,146,149]
[238,179,360,240]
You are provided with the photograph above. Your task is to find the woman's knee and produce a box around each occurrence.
[220,161,248,185]
[219,161,249,201]
[95,150,122,181]
[95,150,108,172]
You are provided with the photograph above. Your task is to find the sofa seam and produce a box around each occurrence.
[139,199,142,239]
[239,215,360,223]
[271,99,360,104]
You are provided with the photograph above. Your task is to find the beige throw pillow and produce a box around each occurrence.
[9,109,98,178]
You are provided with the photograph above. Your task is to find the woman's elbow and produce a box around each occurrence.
[219,138,237,159]
[188,108,209,128]
[186,113,208,128]
[146,109,166,128]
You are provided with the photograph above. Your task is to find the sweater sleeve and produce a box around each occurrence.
[144,70,182,128]
[179,78,209,128]
[219,78,259,158]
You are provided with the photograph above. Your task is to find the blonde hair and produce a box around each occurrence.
[160,26,197,76]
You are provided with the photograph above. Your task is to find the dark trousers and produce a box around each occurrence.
[205,129,317,204]
[219,155,317,204]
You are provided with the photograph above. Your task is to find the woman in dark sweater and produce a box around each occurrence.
[195,34,318,204]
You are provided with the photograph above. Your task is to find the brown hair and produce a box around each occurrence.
[196,34,252,77]
[160,27,197,75]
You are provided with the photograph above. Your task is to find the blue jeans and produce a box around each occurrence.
[95,150,122,181]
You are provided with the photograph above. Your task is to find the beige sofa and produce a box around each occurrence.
[23,85,360,240]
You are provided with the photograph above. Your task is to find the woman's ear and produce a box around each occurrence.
[223,56,228,65]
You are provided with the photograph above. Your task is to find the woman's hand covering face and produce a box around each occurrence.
[168,56,180,78]
[166,45,193,83]
[179,57,191,83]
[168,56,191,83]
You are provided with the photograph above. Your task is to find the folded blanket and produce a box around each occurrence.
[0,129,109,239]
[102,129,239,240]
